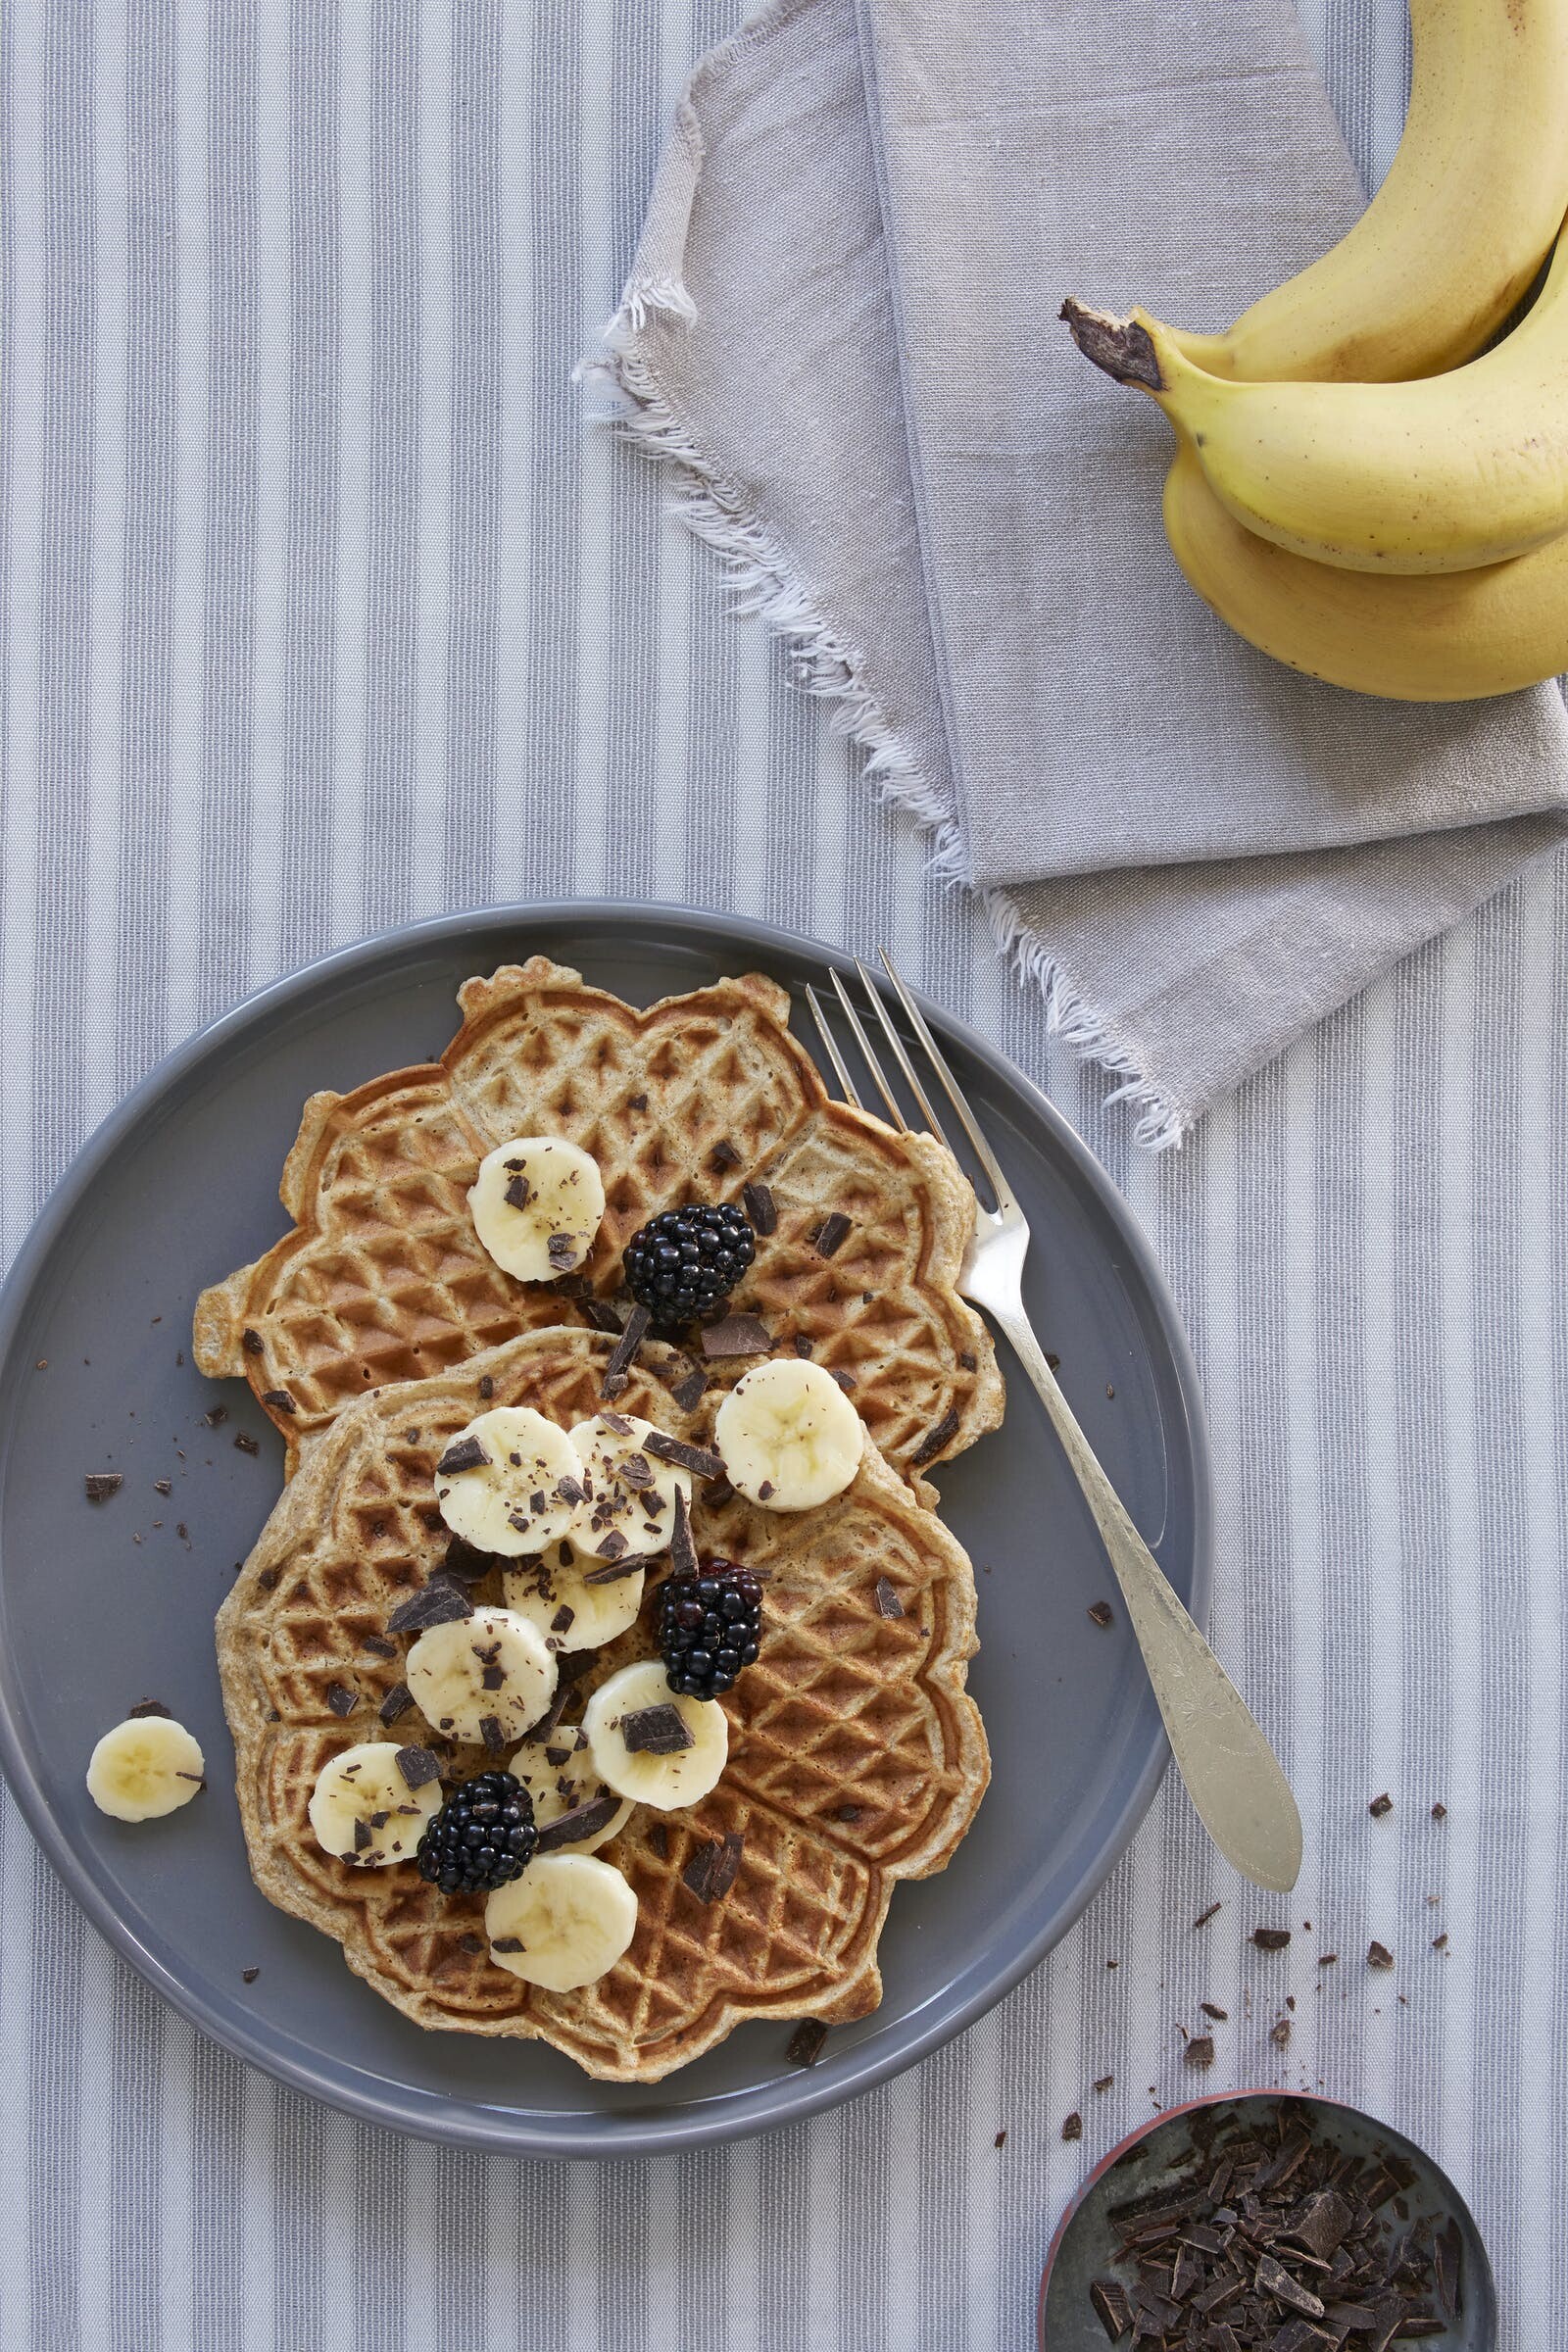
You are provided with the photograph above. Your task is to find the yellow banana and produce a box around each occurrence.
[1161,442,1568,700]
[1172,0,1568,383]
[1064,221,1568,576]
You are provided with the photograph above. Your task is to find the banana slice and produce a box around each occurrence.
[508,1724,633,1853]
[432,1405,581,1556]
[502,1539,646,1653]
[85,1715,206,1822]
[468,1135,606,1284]
[484,1852,638,1991]
[307,1740,442,1865]
[406,1605,558,1744]
[565,1413,693,1565]
[713,1356,863,1510]
[582,1659,728,1811]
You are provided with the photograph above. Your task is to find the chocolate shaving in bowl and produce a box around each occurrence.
[395,1744,441,1788]
[83,1473,122,1502]
[872,1576,905,1619]
[741,1180,776,1236]
[644,1432,725,1481]
[683,1833,744,1904]
[127,1697,172,1719]
[601,1302,651,1401]
[909,1406,960,1468]
[262,1389,298,1415]
[387,1582,473,1634]
[1089,2278,1134,2343]
[786,2019,827,2069]
[324,1682,358,1718]
[700,1311,772,1358]
[535,1793,621,1853]
[379,1683,414,1726]
[620,1703,694,1756]
[436,1435,490,1476]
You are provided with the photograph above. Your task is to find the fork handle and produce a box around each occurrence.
[993,1307,1302,1894]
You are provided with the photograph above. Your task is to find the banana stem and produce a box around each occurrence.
[1059,297,1165,391]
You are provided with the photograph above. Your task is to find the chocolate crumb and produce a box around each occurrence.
[262,1389,298,1415]
[83,1473,122,1502]
[127,1697,172,1719]
[1252,1927,1292,1951]
[1431,1801,1447,1820]
[201,1405,228,1428]
[669,1367,709,1412]
[1200,2001,1228,2022]
[995,2129,1006,2149]
[786,2019,828,2068]
[621,1703,694,1756]
[1270,2018,1292,2047]
[909,1406,960,1468]
[1186,2035,1215,2069]
[324,1682,358,1718]
[153,1479,172,1497]
[241,1966,260,1983]
[1318,1953,1339,1967]
[1368,1791,1393,1818]
[1432,1933,1448,1951]
[1367,1940,1395,1970]
[1093,2075,1113,2094]
[436,1434,490,1477]
[458,1932,485,1955]
[1087,1598,1114,1628]
[810,1211,852,1258]
[872,1575,905,1619]
[233,1432,260,1455]
[741,1181,776,1235]
[241,1328,265,1355]
[1062,2112,1083,2141]
[700,1310,772,1358]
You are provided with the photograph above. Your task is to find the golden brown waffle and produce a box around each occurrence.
[193,958,1003,1495]
[219,1328,990,2081]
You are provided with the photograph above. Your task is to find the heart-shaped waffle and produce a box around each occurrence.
[193,958,1003,1496]
[219,1328,990,2081]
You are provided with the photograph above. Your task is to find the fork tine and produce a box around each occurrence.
[804,984,863,1111]
[877,949,1014,1205]
[828,968,907,1132]
[854,957,951,1149]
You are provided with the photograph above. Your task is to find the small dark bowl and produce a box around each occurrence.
[1038,2089,1496,2349]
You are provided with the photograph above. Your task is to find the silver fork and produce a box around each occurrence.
[807,952,1301,1895]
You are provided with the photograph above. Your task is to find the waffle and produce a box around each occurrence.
[219,1327,991,2081]
[194,958,1004,1497]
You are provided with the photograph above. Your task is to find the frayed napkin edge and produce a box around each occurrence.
[580,297,1190,1151]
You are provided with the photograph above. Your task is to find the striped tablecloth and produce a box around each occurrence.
[1,2,1559,2343]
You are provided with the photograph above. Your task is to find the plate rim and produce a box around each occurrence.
[0,900,1212,2155]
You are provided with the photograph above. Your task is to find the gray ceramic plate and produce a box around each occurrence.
[0,904,1209,2155]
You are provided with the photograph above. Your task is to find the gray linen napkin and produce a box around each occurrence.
[592,0,1568,1141]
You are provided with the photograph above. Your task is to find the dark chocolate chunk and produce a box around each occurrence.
[786,2019,828,2068]
[909,1406,960,1468]
[436,1434,490,1477]
[127,1697,172,1719]
[262,1389,298,1415]
[1430,1801,1446,1820]
[153,1479,172,1496]
[1367,1940,1395,1969]
[480,1663,506,1690]
[594,1529,629,1563]
[1089,2277,1135,2342]
[1088,1598,1115,1628]
[352,1818,372,1853]
[829,1368,857,1393]
[1255,2256,1324,2320]
[669,1488,698,1581]
[387,1582,473,1633]
[710,1138,742,1171]
[234,1432,260,1454]
[810,1211,852,1259]
[241,1965,260,1983]
[617,1451,656,1491]
[644,1432,725,1481]
[620,1702,695,1755]
[602,1302,651,1399]
[872,1575,905,1619]
[201,1405,228,1428]
[581,1555,645,1585]
[83,1473,122,1502]
[683,1833,744,1905]
[1185,2035,1215,2069]
[535,1793,622,1853]
[395,1744,441,1788]
[700,1311,772,1358]
[241,1327,265,1355]
[669,1366,709,1412]
[257,1567,280,1591]
[957,1349,978,1372]
[741,1180,776,1236]
[579,1299,624,1335]
[503,1171,531,1210]
[547,1233,577,1272]
[478,1375,494,1399]
[479,1715,506,1755]
[441,1535,496,1584]
[491,1936,523,1954]
[1062,2112,1083,2141]
[1368,1791,1393,1818]
[1252,1927,1293,1952]
[549,1604,575,1635]
[324,1682,358,1718]
[379,1683,414,1726]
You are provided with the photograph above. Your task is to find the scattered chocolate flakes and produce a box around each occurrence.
[387,1582,473,1634]
[83,1473,122,1502]
[241,1966,260,1983]
[786,2019,828,2068]
[547,1233,577,1272]
[479,1714,506,1756]
[1200,2001,1228,2022]
[872,1575,905,1619]
[478,1375,494,1399]
[324,1682,358,1718]
[201,1405,228,1428]
[602,1301,651,1399]
[700,1311,772,1358]
[127,1697,172,1720]
[379,1683,414,1726]
[810,1211,852,1258]
[241,1327,266,1355]
[909,1406,960,1468]
[644,1431,725,1481]
[436,1434,490,1476]
[1368,1792,1393,1819]
[233,1432,260,1454]
[1186,2035,1215,2070]
[1088,1598,1115,1628]
[1251,1927,1292,1952]
[741,1180,776,1235]
[710,1138,742,1171]
[503,1171,531,1211]
[683,1832,745,1904]
[262,1389,298,1415]
[1062,2112,1084,2141]
[669,1488,698,1580]
[153,1478,172,1497]
[536,1793,622,1853]
[1194,1902,1223,1930]
[1431,1801,1446,1821]
[1367,1940,1395,1970]
[669,1366,709,1412]
[621,1703,694,1756]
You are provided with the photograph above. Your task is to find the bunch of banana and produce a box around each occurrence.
[1060,0,1568,701]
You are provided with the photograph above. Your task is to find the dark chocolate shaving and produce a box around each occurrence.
[669,1488,698,1580]
[602,1301,651,1400]
[643,1432,725,1481]
[620,1702,694,1755]
[581,1555,645,1585]
[379,1683,414,1726]
[324,1682,358,1718]
[699,1311,772,1358]
[1368,1791,1393,1818]
[810,1210,852,1258]
[683,1833,745,1904]
[1088,1598,1115,1628]
[786,2019,828,2068]
[872,1575,905,1619]
[909,1406,960,1468]
[579,1299,624,1335]
[491,1936,523,1954]
[503,1172,531,1210]
[535,1793,622,1853]
[362,1634,398,1659]
[479,1715,506,1755]
[262,1389,298,1415]
[387,1582,474,1633]
[741,1180,776,1235]
[547,1233,577,1271]
[1251,1927,1292,1952]
[234,1431,260,1454]
[669,1366,709,1412]
[549,1604,575,1634]
[395,1744,441,1788]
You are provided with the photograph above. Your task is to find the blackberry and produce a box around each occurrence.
[416,1770,537,1895]
[623,1201,756,1324]
[658,1559,762,1699]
